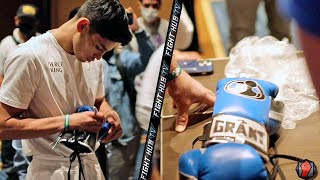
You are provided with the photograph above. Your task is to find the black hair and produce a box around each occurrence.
[78,0,132,46]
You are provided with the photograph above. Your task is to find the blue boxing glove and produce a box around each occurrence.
[206,78,279,157]
[179,149,203,179]
[179,143,268,180]
[213,78,278,125]
[200,143,268,180]
[179,78,280,180]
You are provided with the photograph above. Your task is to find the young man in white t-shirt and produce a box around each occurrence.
[0,0,132,179]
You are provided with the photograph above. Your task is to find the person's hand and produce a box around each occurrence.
[100,109,122,143]
[69,111,105,133]
[167,71,216,132]
[126,7,139,32]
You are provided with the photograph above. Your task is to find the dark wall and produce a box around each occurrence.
[0,0,50,40]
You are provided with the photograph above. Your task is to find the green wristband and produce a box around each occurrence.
[64,114,70,131]
[167,66,182,81]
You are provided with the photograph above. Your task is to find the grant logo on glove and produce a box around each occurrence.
[211,78,279,160]
[206,114,268,159]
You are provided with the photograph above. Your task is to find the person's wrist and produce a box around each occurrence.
[64,114,70,131]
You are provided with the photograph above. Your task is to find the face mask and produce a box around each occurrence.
[18,22,37,38]
[141,7,159,23]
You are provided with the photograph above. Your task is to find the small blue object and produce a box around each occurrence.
[77,105,111,141]
[77,105,96,113]
[98,122,111,141]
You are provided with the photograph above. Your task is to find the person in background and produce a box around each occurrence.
[0,4,39,180]
[184,0,201,52]
[0,0,130,179]
[131,1,203,179]
[0,4,39,85]
[103,7,155,180]
[130,0,196,52]
[132,0,201,93]
[134,7,216,179]
[135,2,208,134]
[277,1,320,99]
[134,44,216,180]
[129,0,167,50]
[226,0,291,51]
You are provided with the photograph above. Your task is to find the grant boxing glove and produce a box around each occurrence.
[179,149,203,179]
[213,78,284,135]
[206,78,279,158]
[213,78,278,124]
[199,143,267,180]
[179,143,268,180]
[179,78,281,180]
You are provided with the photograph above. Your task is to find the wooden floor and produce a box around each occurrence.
[161,59,320,180]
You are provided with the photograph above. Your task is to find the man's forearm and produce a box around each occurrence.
[0,116,64,140]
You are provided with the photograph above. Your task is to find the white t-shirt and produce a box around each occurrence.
[0,32,105,157]
[0,28,25,75]
[136,44,164,107]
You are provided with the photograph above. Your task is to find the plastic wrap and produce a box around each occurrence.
[225,36,319,129]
